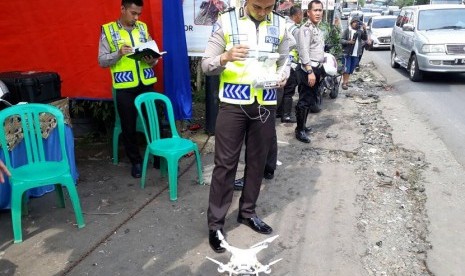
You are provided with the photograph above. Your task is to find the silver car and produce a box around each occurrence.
[390,4,465,81]
[366,15,397,50]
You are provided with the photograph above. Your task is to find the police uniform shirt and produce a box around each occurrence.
[298,21,324,69]
[201,10,290,78]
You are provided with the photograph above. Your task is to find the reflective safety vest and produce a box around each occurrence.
[102,21,157,89]
[219,8,286,105]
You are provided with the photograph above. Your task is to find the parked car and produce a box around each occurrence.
[390,4,465,81]
[341,8,353,20]
[430,0,463,4]
[362,12,382,25]
[366,15,397,50]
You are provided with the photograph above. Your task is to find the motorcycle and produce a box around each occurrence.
[320,51,342,100]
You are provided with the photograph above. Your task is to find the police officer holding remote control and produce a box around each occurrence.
[201,0,289,254]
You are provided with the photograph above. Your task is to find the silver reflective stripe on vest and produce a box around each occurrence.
[143,68,155,79]
[138,23,147,43]
[109,24,120,50]
[263,88,277,101]
[272,13,280,52]
[223,83,251,100]
[114,71,134,83]
[229,9,240,45]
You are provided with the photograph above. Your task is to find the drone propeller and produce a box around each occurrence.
[250,235,279,248]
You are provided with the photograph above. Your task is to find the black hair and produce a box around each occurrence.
[289,5,301,17]
[308,0,322,10]
[122,0,143,8]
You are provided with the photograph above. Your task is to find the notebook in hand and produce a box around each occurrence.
[127,40,167,60]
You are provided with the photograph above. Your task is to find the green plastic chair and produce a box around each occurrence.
[112,89,145,164]
[0,103,85,243]
[134,92,204,201]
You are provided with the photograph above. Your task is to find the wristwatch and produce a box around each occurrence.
[306,68,313,74]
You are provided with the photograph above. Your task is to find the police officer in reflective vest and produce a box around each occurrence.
[202,0,289,253]
[295,0,325,143]
[98,0,160,178]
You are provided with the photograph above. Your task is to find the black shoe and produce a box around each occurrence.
[304,126,312,133]
[209,229,226,253]
[295,129,311,143]
[263,171,274,180]
[234,177,244,191]
[281,116,296,123]
[237,215,273,234]
[131,164,142,178]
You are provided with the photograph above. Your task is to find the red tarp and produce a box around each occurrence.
[0,0,164,99]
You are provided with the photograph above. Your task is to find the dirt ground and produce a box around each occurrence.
[0,63,463,275]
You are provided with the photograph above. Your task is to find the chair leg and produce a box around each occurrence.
[62,179,85,229]
[167,159,179,201]
[55,184,66,208]
[112,127,121,165]
[140,149,150,189]
[194,148,204,185]
[11,188,25,243]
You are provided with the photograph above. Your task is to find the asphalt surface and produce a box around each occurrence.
[0,61,464,275]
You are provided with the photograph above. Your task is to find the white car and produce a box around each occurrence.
[366,15,397,50]
[341,8,353,20]
[390,4,465,81]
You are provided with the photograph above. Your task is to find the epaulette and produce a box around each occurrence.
[272,10,285,18]
[220,6,235,15]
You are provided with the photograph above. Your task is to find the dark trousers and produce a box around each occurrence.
[296,66,323,109]
[265,133,277,173]
[208,102,276,230]
[277,66,299,116]
[115,84,154,165]
[281,67,299,112]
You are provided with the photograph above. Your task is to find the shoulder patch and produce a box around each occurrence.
[220,6,235,15]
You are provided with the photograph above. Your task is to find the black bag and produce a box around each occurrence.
[0,71,61,104]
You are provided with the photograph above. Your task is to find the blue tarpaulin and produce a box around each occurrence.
[163,0,193,120]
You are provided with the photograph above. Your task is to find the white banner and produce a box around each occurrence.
[301,0,335,10]
[183,0,237,56]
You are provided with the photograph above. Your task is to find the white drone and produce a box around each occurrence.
[206,231,282,275]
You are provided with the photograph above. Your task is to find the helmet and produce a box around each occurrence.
[322,53,338,76]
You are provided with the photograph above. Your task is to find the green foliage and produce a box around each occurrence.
[71,99,115,137]
[320,20,343,61]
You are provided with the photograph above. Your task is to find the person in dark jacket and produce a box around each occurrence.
[340,17,367,90]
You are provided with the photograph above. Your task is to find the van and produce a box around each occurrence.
[390,4,465,81]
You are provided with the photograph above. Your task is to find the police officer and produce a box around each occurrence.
[201,0,289,253]
[98,0,160,178]
[295,0,325,143]
[280,5,303,123]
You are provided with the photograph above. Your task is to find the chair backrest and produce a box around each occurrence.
[134,92,180,144]
[0,103,68,169]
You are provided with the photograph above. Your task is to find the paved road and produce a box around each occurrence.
[363,49,465,169]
